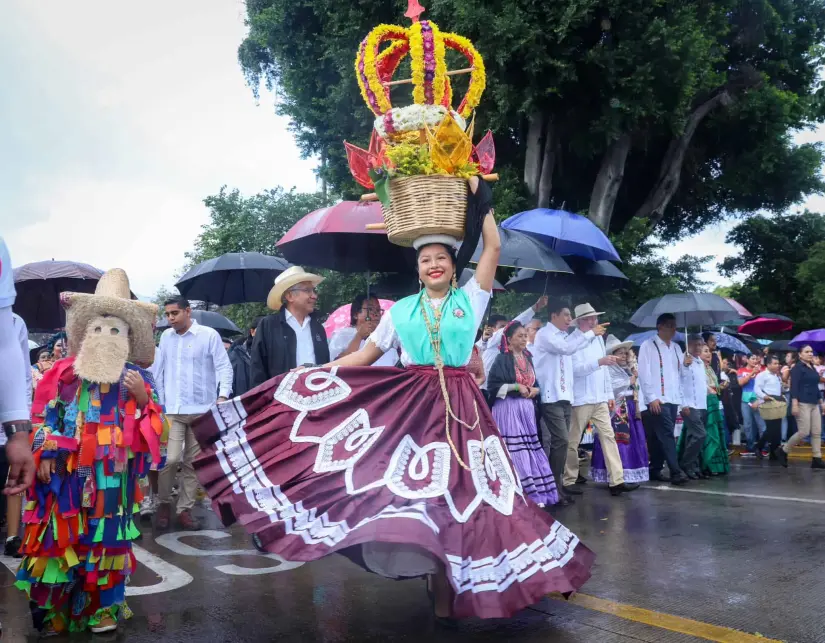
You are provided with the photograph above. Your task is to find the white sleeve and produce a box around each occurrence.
[153,338,166,405]
[14,315,32,411]
[210,330,234,399]
[754,372,767,401]
[0,306,29,424]
[513,306,536,327]
[460,277,492,333]
[329,328,358,361]
[487,306,535,354]
[534,327,594,355]
[637,341,659,404]
[368,310,399,353]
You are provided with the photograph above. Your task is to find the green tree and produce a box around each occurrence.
[796,240,825,325]
[186,186,369,328]
[239,0,825,237]
[720,211,825,329]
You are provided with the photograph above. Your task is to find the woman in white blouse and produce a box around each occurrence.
[327,293,398,367]
[189,178,595,623]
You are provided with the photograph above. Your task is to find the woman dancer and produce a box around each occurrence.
[192,179,594,620]
[700,345,729,475]
[487,322,558,507]
[591,336,649,484]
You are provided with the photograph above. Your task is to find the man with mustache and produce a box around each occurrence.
[13,269,167,636]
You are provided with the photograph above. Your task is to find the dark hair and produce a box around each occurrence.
[701,331,715,342]
[656,313,676,327]
[487,314,507,328]
[766,354,780,366]
[37,348,50,360]
[349,293,380,325]
[251,316,265,331]
[505,322,524,342]
[547,298,569,317]
[164,295,190,310]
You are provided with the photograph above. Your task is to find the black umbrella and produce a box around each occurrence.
[373,269,504,298]
[506,260,628,295]
[13,260,104,331]
[630,293,741,328]
[176,253,291,306]
[468,228,573,273]
[767,339,796,352]
[157,310,241,338]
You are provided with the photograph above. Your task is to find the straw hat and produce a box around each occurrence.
[266,266,324,311]
[572,302,604,321]
[62,268,158,366]
[605,334,633,355]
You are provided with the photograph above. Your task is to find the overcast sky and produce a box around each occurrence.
[2,1,822,296]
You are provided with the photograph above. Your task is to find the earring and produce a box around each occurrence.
[451,272,458,289]
[418,279,423,291]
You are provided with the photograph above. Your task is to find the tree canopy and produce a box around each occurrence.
[720,211,825,330]
[239,0,825,237]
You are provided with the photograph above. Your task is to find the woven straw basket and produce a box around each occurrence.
[758,399,787,421]
[382,175,468,247]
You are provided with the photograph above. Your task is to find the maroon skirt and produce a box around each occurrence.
[192,365,594,619]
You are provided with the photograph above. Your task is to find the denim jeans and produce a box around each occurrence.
[741,401,766,451]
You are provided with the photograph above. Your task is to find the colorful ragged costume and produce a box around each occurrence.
[15,357,166,633]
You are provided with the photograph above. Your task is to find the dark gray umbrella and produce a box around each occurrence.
[175,252,291,306]
[157,310,241,337]
[13,260,104,331]
[467,228,573,273]
[767,339,797,352]
[630,293,741,328]
[506,260,628,295]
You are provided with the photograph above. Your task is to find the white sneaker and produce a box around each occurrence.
[139,495,156,517]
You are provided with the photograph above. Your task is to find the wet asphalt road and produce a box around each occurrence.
[2,459,824,643]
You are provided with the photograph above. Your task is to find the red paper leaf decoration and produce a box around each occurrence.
[474,130,496,174]
[344,141,375,189]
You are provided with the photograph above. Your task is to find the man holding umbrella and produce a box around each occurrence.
[251,266,330,386]
[637,313,690,485]
[564,304,639,497]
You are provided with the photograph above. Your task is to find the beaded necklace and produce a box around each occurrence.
[420,288,482,471]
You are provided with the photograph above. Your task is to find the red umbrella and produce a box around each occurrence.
[738,317,793,335]
[276,201,415,273]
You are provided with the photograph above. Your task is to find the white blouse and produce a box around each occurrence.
[329,327,399,367]
[368,277,491,367]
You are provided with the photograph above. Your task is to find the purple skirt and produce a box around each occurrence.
[591,399,649,484]
[492,395,559,506]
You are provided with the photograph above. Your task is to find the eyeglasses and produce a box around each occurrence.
[362,307,383,317]
[290,287,319,296]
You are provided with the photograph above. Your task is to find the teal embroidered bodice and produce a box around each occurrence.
[390,288,476,367]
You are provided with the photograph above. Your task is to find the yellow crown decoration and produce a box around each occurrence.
[354,4,486,140]
[345,1,496,247]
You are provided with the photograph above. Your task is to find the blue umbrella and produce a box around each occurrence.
[501,209,621,262]
[625,330,686,347]
[713,332,751,355]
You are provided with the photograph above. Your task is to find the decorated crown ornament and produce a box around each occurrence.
[355,1,486,138]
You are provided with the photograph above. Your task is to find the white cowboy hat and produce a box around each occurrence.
[267,266,324,311]
[605,334,634,355]
[573,302,604,321]
[62,268,158,367]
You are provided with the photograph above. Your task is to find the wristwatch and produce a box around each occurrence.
[3,421,32,440]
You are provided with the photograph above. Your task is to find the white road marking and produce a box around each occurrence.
[645,484,825,505]
[155,530,303,575]
[1,547,193,596]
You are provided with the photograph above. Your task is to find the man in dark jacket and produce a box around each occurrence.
[228,317,263,396]
[251,266,330,387]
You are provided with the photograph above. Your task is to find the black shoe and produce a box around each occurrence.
[699,471,712,479]
[4,536,22,558]
[554,495,575,507]
[812,457,825,470]
[649,471,669,482]
[562,485,583,496]
[755,448,764,460]
[252,534,267,553]
[575,475,588,485]
[686,471,700,480]
[621,483,640,492]
[609,484,624,496]
[670,474,689,486]
[775,447,788,468]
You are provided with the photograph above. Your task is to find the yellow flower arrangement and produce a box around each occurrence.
[443,32,486,118]
[356,24,409,115]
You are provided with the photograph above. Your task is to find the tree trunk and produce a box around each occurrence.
[537,117,556,209]
[588,133,632,231]
[524,111,545,200]
[634,91,733,225]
